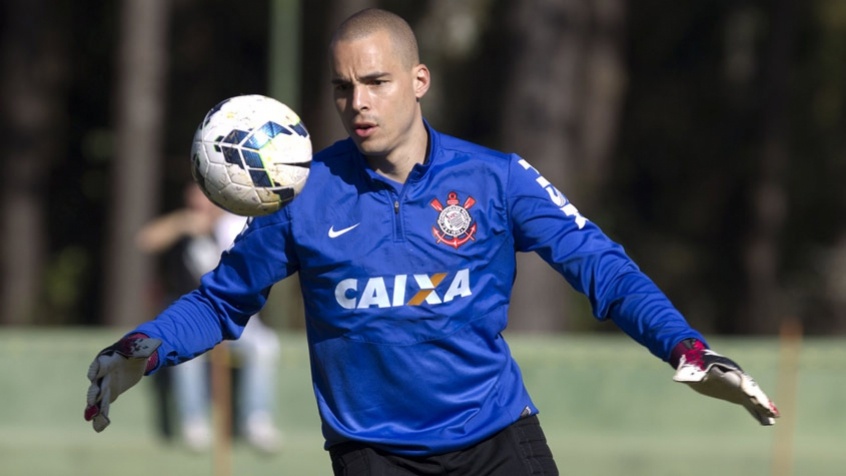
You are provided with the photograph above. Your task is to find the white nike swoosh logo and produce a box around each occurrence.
[328,223,360,238]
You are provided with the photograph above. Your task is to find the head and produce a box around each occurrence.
[184,181,223,219]
[330,8,430,161]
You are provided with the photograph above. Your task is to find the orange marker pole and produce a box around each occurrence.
[211,344,233,476]
[771,317,801,476]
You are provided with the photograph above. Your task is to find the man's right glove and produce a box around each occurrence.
[671,338,780,425]
[84,333,161,432]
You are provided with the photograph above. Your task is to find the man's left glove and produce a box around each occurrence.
[671,339,780,425]
[84,333,161,432]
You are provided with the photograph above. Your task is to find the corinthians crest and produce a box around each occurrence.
[430,191,477,249]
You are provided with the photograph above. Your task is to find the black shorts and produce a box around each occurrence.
[328,414,559,475]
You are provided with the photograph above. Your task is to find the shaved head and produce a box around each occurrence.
[329,8,431,178]
[331,8,420,68]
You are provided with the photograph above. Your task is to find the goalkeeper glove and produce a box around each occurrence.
[671,339,780,425]
[84,333,161,432]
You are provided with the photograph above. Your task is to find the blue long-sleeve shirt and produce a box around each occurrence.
[136,123,705,455]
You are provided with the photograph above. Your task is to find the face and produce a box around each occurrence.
[331,30,430,160]
[185,182,221,218]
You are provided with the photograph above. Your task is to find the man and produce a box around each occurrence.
[85,8,779,475]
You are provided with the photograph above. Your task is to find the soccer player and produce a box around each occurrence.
[85,8,779,475]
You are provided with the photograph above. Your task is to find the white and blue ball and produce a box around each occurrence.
[191,94,312,216]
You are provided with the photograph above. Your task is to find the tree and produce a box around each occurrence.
[101,0,171,327]
[0,0,68,325]
[301,0,378,151]
[497,0,627,331]
[740,0,796,333]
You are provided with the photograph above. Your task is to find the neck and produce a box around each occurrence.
[366,121,429,184]
[367,154,417,183]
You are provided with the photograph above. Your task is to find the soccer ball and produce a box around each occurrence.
[190,94,312,216]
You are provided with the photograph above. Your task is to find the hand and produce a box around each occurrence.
[84,334,161,432]
[671,339,780,425]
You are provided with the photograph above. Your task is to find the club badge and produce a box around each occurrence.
[430,191,477,249]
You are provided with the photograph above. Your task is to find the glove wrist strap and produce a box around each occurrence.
[670,338,707,369]
[124,332,159,373]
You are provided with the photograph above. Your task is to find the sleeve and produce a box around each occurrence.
[135,209,298,370]
[507,155,706,361]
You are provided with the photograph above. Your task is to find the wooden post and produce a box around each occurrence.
[772,317,801,476]
[211,344,233,476]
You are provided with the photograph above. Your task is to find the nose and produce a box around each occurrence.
[351,84,368,112]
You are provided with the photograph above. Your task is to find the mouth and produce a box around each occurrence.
[352,121,377,138]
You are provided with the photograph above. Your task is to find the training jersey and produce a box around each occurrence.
[136,123,705,456]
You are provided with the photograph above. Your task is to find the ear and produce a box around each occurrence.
[413,64,431,99]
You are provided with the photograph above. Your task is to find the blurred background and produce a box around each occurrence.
[1,0,844,474]
[3,0,846,334]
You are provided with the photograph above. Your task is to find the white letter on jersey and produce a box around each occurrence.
[335,279,357,310]
[412,274,442,305]
[358,277,390,308]
[518,159,587,229]
[443,268,471,302]
[392,274,407,307]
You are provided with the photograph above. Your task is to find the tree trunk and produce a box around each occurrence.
[302,0,376,150]
[741,0,796,333]
[102,0,170,327]
[0,0,66,325]
[499,0,625,332]
[265,0,306,329]
[578,0,626,198]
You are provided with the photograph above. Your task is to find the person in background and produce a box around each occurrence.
[135,182,282,453]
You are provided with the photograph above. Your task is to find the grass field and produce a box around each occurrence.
[0,328,843,475]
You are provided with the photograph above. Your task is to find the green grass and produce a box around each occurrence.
[0,328,843,475]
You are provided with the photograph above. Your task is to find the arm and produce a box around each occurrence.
[84,211,298,431]
[508,156,779,424]
[507,156,702,359]
[135,208,215,253]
